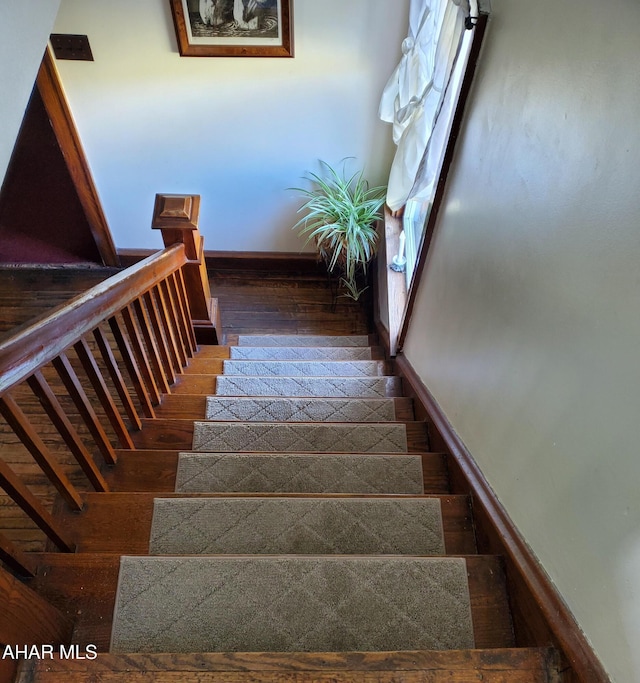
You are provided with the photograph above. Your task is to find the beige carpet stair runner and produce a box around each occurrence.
[191,421,408,453]
[110,335,474,654]
[230,345,373,360]
[111,556,474,653]
[175,452,425,494]
[204,396,397,422]
[222,359,386,377]
[148,496,446,555]
[215,375,402,397]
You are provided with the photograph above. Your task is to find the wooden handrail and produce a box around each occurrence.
[0,242,195,560]
[0,219,210,653]
[0,244,187,396]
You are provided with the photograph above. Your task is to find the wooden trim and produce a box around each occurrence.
[0,244,187,395]
[169,0,294,58]
[393,353,611,683]
[0,531,38,578]
[397,13,489,351]
[0,565,73,646]
[36,48,119,267]
[118,249,326,274]
[375,209,408,358]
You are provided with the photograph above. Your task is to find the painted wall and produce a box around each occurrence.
[0,0,61,188]
[402,1,640,681]
[52,0,408,251]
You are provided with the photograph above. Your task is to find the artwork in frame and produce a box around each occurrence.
[170,0,294,57]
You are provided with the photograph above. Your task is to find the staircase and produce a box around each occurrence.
[21,334,561,682]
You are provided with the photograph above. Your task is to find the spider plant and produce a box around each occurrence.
[291,160,386,300]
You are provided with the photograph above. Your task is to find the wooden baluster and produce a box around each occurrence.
[0,530,38,577]
[120,305,161,405]
[0,393,84,511]
[143,289,176,385]
[93,325,142,430]
[0,564,73,643]
[27,369,110,491]
[175,268,198,351]
[132,298,171,394]
[153,283,184,374]
[159,278,188,368]
[52,353,117,466]
[108,315,156,419]
[73,338,135,450]
[151,193,220,344]
[0,456,74,551]
[166,273,194,361]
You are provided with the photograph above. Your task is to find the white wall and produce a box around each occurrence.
[0,0,61,188]
[403,1,640,681]
[52,0,408,251]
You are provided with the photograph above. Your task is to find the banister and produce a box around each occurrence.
[0,243,187,395]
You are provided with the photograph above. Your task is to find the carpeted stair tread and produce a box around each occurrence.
[215,376,402,398]
[192,422,408,453]
[205,397,397,422]
[230,346,374,360]
[222,360,385,377]
[175,452,424,494]
[236,334,370,347]
[111,556,474,653]
[149,497,444,555]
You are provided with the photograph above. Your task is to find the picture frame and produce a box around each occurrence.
[169,0,294,57]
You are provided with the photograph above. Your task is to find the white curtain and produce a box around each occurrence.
[380,0,470,211]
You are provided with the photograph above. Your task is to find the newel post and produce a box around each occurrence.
[152,194,221,344]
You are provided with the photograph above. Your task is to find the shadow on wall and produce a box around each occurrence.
[0,87,101,265]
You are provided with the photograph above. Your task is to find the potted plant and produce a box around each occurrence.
[291,160,386,300]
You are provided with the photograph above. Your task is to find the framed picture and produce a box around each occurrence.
[169,0,294,57]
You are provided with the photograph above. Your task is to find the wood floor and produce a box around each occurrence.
[207,265,371,338]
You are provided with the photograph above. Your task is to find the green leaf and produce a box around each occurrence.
[289,159,386,299]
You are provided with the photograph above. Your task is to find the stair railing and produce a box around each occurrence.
[0,240,205,579]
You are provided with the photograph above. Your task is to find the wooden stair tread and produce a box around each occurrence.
[130,418,428,452]
[29,552,515,652]
[16,648,560,682]
[54,491,476,555]
[154,394,415,421]
[106,450,449,494]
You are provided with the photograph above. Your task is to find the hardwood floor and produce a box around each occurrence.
[0,266,117,337]
[207,266,371,337]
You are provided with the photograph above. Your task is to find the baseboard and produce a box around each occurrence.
[204,250,324,274]
[374,319,391,360]
[117,249,326,275]
[393,352,611,683]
